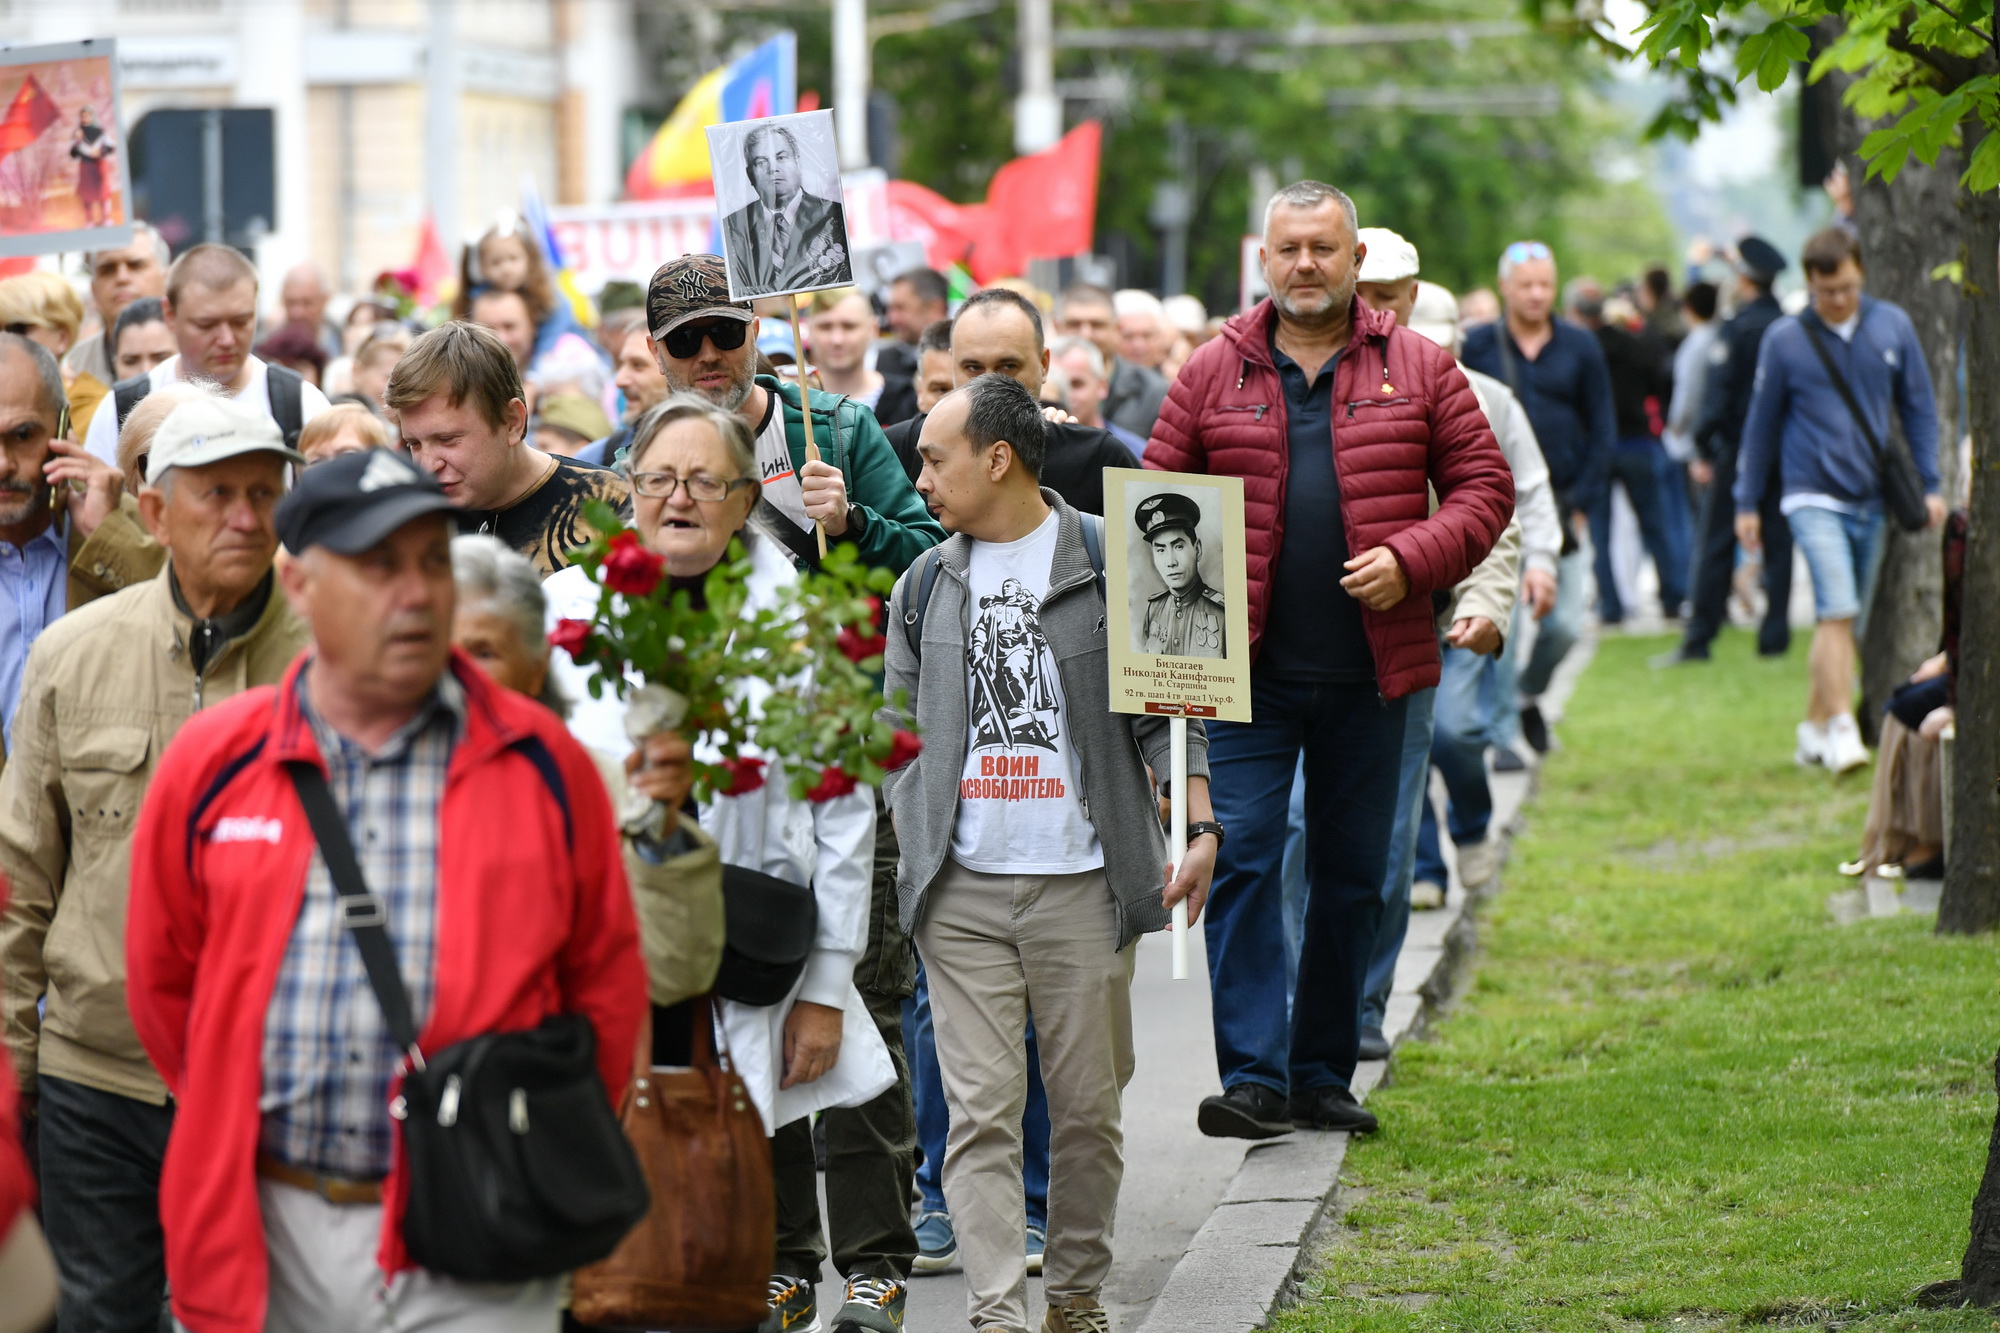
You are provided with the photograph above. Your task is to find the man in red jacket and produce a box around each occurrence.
[126,449,646,1333]
[1146,181,1512,1139]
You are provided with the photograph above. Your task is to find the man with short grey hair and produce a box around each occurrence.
[1053,284,1166,440]
[0,394,307,1331]
[1049,336,1146,456]
[64,223,170,389]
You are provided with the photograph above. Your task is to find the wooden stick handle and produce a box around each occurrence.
[791,315,829,558]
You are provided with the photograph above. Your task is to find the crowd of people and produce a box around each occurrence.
[0,166,1955,1333]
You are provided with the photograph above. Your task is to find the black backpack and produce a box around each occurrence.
[898,511,1105,657]
[113,361,307,449]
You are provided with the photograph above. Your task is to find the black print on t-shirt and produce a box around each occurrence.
[966,579,1061,753]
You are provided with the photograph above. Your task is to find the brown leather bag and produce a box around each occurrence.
[570,998,774,1331]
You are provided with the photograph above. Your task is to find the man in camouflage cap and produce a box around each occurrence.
[1138,491,1225,659]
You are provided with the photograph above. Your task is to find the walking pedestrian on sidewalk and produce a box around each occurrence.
[1733,228,1944,774]
[125,449,647,1332]
[0,396,308,1331]
[1146,182,1512,1142]
[884,373,1217,1333]
[1654,236,1795,667]
[1461,239,1613,761]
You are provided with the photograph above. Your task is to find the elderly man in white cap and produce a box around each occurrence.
[0,393,308,1330]
[1336,228,1560,1059]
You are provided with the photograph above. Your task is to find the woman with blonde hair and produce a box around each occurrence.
[0,272,102,432]
[296,402,391,465]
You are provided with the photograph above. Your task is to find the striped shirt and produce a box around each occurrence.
[258,667,463,1179]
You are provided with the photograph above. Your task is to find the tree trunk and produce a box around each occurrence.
[1964,1043,2000,1305]
[1827,74,1963,740]
[1938,175,2000,935]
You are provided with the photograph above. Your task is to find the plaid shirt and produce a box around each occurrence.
[258,667,464,1179]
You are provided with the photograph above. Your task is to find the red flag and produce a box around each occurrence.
[0,75,60,158]
[409,215,450,305]
[885,180,988,272]
[968,121,1101,284]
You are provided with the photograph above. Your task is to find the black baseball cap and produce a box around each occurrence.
[275,448,459,556]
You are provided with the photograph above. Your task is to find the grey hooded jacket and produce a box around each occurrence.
[877,492,1210,950]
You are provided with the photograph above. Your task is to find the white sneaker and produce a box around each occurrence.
[1410,879,1446,910]
[1455,837,1505,889]
[1795,720,1828,767]
[1824,714,1871,774]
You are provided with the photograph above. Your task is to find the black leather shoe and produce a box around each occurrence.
[1290,1085,1379,1134]
[1519,704,1551,754]
[1197,1084,1294,1140]
[1357,1025,1390,1062]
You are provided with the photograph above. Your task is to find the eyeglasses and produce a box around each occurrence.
[630,470,751,502]
[659,318,749,361]
[1500,241,1553,276]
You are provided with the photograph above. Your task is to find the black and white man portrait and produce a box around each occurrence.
[1137,490,1226,659]
[714,113,853,299]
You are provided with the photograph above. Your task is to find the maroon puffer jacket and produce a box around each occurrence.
[1145,298,1513,699]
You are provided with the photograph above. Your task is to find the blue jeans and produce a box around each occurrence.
[1785,503,1886,624]
[1495,542,1591,749]
[1657,452,1695,601]
[1430,644,1495,846]
[906,962,1048,1230]
[1361,686,1437,1032]
[1414,790,1448,888]
[1205,674,1409,1095]
[1590,437,1689,620]
[37,1073,174,1333]
[1279,757,1307,1009]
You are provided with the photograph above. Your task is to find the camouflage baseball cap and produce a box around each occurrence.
[647,254,753,340]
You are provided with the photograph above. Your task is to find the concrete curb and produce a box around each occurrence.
[1135,637,1594,1333]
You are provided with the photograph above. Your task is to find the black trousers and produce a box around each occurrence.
[770,790,917,1284]
[1684,441,1793,657]
[36,1074,174,1333]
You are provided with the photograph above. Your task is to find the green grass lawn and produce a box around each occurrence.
[1279,631,2000,1333]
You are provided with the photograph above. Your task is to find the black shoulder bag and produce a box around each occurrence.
[285,762,649,1283]
[1799,314,1930,533]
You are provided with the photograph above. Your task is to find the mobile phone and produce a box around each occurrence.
[50,404,73,509]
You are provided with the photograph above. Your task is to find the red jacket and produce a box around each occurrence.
[127,650,647,1333]
[1145,299,1514,698]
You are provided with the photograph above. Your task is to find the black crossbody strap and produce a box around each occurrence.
[285,761,425,1069]
[1800,314,1886,466]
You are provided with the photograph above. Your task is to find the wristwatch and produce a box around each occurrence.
[1185,820,1225,849]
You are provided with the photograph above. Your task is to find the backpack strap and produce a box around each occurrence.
[1079,511,1106,603]
[899,546,944,658]
[265,363,306,449]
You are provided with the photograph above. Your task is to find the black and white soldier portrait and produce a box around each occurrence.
[707,110,854,301]
[1133,490,1226,659]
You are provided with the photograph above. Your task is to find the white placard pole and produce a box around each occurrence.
[1170,715,1189,980]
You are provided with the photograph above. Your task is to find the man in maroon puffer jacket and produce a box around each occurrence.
[1145,180,1512,1139]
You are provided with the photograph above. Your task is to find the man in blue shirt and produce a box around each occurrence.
[0,335,72,756]
[1462,241,1615,758]
[1735,228,1943,774]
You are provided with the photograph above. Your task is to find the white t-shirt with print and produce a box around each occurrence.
[753,391,814,535]
[949,509,1104,876]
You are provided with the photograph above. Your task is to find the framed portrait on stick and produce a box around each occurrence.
[1102,466,1251,980]
[0,40,132,257]
[706,110,854,303]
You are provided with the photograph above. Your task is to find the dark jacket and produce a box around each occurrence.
[1103,356,1168,439]
[1462,318,1615,516]
[1143,299,1514,700]
[1595,322,1672,441]
[1735,296,1941,514]
[884,412,1139,517]
[758,375,944,575]
[878,493,1207,949]
[1694,292,1782,461]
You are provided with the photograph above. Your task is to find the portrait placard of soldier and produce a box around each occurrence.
[705,109,854,302]
[1102,467,1252,723]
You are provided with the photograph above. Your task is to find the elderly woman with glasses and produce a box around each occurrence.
[544,394,892,1140]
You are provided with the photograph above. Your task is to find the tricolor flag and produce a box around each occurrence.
[520,174,594,327]
[624,33,795,201]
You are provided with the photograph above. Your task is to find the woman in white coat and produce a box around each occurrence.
[543,395,892,1136]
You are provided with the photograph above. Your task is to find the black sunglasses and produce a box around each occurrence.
[661,318,749,361]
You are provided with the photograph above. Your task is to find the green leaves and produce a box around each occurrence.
[1735,20,1811,91]
[1965,125,2000,191]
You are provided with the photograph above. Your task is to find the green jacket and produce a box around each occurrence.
[760,375,944,575]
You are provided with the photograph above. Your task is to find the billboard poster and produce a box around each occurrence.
[0,39,133,257]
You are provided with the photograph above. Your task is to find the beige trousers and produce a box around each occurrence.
[915,859,1137,1333]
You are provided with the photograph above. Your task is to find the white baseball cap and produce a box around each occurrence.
[1356,228,1421,284]
[1407,281,1461,350]
[146,396,305,485]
